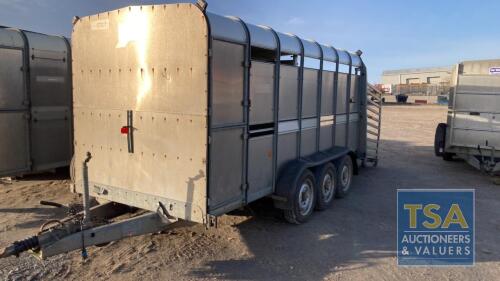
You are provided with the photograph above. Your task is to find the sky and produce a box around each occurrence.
[1,0,499,83]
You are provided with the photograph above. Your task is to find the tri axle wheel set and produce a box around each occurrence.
[284,155,354,224]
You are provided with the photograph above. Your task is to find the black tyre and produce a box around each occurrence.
[284,169,316,224]
[335,155,353,198]
[434,123,455,161]
[434,123,447,157]
[314,163,337,211]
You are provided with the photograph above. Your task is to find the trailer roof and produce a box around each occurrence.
[206,12,363,67]
[0,27,24,48]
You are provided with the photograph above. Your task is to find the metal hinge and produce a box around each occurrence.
[241,183,248,191]
[241,132,249,140]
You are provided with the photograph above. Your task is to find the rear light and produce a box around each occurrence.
[120,126,129,134]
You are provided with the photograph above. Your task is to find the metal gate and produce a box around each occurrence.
[0,47,30,176]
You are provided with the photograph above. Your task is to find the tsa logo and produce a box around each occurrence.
[397,189,474,266]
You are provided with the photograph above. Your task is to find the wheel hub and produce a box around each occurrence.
[341,165,351,191]
[298,179,313,216]
[322,172,334,201]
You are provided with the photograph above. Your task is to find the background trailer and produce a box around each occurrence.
[0,27,72,177]
[1,3,381,259]
[435,59,500,173]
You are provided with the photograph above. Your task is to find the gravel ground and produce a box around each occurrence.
[1,105,499,281]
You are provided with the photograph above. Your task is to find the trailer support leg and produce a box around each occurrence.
[82,152,92,225]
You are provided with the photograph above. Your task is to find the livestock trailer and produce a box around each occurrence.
[435,59,500,174]
[0,27,72,177]
[0,2,381,259]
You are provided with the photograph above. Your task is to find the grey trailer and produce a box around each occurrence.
[0,2,381,260]
[435,59,500,174]
[0,27,72,177]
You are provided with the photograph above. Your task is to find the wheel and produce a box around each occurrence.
[284,169,316,224]
[434,123,447,157]
[314,163,337,211]
[335,155,353,198]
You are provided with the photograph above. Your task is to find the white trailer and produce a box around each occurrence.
[435,59,500,173]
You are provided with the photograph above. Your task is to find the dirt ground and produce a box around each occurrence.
[1,105,499,281]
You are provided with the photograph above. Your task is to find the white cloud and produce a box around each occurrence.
[286,16,305,25]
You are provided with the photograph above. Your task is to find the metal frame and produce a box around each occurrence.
[313,41,324,153]
[265,26,281,194]
[205,14,368,211]
[357,61,368,159]
[0,3,375,261]
[291,34,305,158]
[232,17,251,205]
[448,63,461,146]
[345,53,353,146]
[1,28,32,175]
[206,15,252,213]
[203,10,213,224]
[330,47,340,148]
[61,36,74,160]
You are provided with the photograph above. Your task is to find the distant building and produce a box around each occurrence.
[380,66,453,104]
[381,66,452,86]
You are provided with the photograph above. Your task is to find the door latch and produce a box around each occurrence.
[120,110,134,153]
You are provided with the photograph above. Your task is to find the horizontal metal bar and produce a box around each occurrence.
[249,127,274,134]
[456,91,500,96]
[302,118,317,129]
[278,120,300,134]
[211,123,246,131]
[367,94,382,102]
[366,122,380,130]
[0,109,28,113]
[0,45,24,51]
[453,110,500,115]
[452,127,500,133]
[368,115,380,122]
[367,102,381,109]
[320,115,334,122]
[367,107,379,114]
[367,99,379,107]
